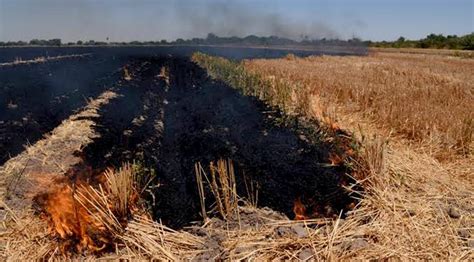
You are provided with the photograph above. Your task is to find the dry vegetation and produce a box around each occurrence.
[244,51,474,159]
[0,53,92,67]
[370,47,474,58]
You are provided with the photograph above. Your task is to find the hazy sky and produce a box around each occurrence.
[0,0,472,42]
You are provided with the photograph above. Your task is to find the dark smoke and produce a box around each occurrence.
[172,1,340,40]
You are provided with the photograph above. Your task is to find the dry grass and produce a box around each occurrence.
[244,52,474,159]
[238,53,474,259]
[74,166,136,239]
[193,53,474,260]
[187,144,472,260]
[195,159,239,220]
[371,47,474,58]
[103,164,137,218]
[1,137,472,261]
[0,53,92,67]
[119,215,206,260]
[0,163,206,261]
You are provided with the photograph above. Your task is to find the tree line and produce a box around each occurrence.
[0,34,364,47]
[367,33,474,50]
[1,33,472,50]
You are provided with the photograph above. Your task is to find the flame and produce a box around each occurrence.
[34,164,140,254]
[293,197,323,220]
[293,196,358,221]
[35,183,108,253]
[328,152,344,166]
[293,197,308,220]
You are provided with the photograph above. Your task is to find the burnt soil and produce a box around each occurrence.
[0,55,126,165]
[77,56,357,228]
[0,46,351,165]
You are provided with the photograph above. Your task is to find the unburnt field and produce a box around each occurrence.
[236,49,473,259]
[244,49,474,159]
[0,47,472,260]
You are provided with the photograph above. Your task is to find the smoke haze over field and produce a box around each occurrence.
[171,2,339,40]
[0,0,472,42]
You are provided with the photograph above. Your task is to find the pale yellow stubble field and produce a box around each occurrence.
[244,50,474,160]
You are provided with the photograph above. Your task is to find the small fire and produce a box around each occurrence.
[293,197,307,220]
[328,152,344,166]
[35,182,108,252]
[293,197,324,220]
[328,144,355,166]
[34,163,140,254]
[293,196,358,221]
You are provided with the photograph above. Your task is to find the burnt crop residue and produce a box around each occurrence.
[0,46,349,165]
[77,56,357,228]
[0,56,126,165]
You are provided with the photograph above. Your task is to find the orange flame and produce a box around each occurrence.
[328,152,344,166]
[35,182,108,253]
[33,165,139,254]
[293,197,308,220]
[293,196,358,221]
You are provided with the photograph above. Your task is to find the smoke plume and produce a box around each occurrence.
[172,1,339,40]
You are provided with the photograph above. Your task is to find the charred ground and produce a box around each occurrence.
[77,56,357,228]
[0,55,126,164]
[0,46,335,165]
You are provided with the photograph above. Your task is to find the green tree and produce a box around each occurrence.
[47,39,61,46]
[460,33,474,50]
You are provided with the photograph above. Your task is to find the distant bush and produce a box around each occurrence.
[369,33,474,50]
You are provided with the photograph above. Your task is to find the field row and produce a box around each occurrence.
[0,53,92,67]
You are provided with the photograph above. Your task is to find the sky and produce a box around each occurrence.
[0,0,472,42]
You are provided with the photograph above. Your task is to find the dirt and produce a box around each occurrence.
[342,238,370,251]
[75,56,357,228]
[447,206,461,219]
[298,248,314,261]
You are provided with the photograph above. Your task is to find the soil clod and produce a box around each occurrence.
[448,206,461,219]
[458,229,470,240]
[468,239,474,248]
[343,238,370,251]
[291,224,309,238]
[298,248,314,261]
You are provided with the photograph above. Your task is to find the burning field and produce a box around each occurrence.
[0,48,473,260]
